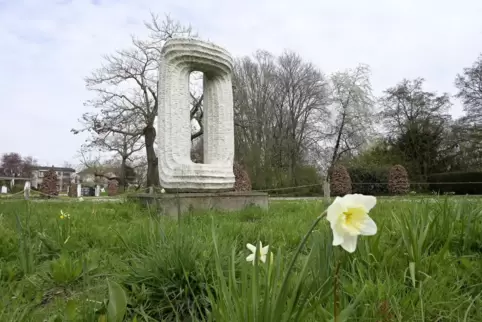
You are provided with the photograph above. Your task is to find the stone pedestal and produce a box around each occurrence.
[128,192,269,218]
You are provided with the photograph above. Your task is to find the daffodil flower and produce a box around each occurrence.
[326,194,377,253]
[246,241,269,264]
[60,210,70,220]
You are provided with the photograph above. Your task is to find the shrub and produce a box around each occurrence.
[388,165,410,195]
[233,162,251,192]
[428,172,482,195]
[107,179,119,196]
[348,166,390,195]
[330,164,352,196]
[40,168,58,197]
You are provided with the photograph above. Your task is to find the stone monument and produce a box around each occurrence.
[157,38,235,191]
[132,38,268,216]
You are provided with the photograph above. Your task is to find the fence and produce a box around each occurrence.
[2,181,482,201]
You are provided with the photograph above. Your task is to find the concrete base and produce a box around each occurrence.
[128,191,269,217]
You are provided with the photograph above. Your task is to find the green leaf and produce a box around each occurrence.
[409,262,416,288]
[337,285,367,322]
[65,299,77,321]
[107,279,127,322]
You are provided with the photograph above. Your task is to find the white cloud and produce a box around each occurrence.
[1,0,481,166]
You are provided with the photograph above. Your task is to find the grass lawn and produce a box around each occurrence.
[1,197,481,321]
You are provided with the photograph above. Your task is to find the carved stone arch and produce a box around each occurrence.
[157,38,235,191]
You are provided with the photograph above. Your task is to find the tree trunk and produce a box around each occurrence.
[330,112,346,170]
[144,124,160,187]
[120,157,127,191]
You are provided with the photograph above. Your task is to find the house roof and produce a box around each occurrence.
[0,176,30,181]
[78,167,117,175]
[32,166,76,172]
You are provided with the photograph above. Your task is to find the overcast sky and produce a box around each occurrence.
[1,0,481,167]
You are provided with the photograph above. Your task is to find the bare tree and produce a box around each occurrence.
[233,51,278,171]
[76,147,108,184]
[326,64,375,169]
[233,50,330,188]
[273,51,330,183]
[0,153,37,177]
[454,54,482,160]
[379,78,452,177]
[130,155,149,188]
[83,118,145,189]
[455,54,482,124]
[73,14,202,187]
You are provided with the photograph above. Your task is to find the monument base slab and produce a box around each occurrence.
[128,192,269,217]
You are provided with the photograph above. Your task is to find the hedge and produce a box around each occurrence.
[427,172,482,195]
[348,166,391,195]
[330,164,352,196]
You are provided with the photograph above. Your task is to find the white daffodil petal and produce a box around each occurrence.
[260,255,267,263]
[341,235,358,253]
[246,254,255,262]
[339,194,359,206]
[360,216,377,236]
[261,246,269,255]
[327,199,345,223]
[246,243,256,253]
[332,228,344,246]
[356,194,377,211]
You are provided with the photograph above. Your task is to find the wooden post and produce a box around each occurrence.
[323,179,331,206]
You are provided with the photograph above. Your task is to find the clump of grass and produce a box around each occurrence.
[122,222,214,321]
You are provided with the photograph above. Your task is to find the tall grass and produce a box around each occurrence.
[0,197,481,321]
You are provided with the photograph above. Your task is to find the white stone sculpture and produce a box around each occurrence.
[157,38,235,191]
[0,185,7,194]
[77,183,81,197]
[24,181,31,200]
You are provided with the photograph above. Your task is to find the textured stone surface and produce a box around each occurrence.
[129,192,269,217]
[157,38,235,191]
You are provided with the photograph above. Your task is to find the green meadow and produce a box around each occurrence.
[1,198,481,321]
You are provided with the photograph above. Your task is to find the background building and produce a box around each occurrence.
[31,166,76,192]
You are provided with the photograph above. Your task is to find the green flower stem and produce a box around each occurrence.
[334,258,341,322]
[274,210,328,311]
